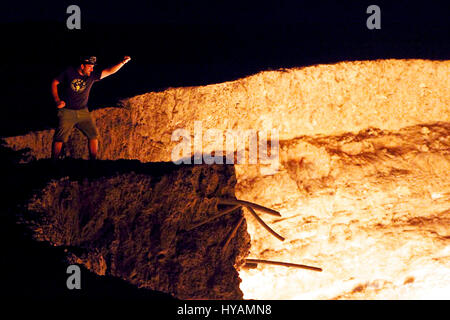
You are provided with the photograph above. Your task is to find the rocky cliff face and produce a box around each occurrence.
[5,59,449,162]
[24,161,250,299]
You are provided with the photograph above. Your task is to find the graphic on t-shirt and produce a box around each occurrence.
[71,78,87,93]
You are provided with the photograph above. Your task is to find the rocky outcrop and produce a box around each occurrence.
[24,161,250,299]
[4,58,450,299]
[4,59,449,162]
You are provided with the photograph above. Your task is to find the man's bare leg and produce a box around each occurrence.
[52,141,63,160]
[89,138,98,160]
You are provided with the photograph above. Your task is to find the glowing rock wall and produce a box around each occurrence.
[5,59,449,162]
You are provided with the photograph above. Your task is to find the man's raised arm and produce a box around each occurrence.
[100,56,131,79]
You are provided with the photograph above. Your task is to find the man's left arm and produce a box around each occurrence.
[100,56,131,79]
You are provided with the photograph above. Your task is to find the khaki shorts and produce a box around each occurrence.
[53,108,99,143]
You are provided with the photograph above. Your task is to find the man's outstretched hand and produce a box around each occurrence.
[122,56,131,64]
[56,100,66,109]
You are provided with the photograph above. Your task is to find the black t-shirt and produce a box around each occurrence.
[55,66,102,110]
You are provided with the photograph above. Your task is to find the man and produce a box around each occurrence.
[51,55,131,161]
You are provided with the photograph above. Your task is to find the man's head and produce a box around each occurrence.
[79,56,97,76]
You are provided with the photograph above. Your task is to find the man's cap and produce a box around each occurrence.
[81,56,97,65]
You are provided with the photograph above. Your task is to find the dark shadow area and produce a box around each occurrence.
[0,141,181,300]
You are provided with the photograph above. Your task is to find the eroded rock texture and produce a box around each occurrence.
[237,123,450,299]
[25,162,250,299]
